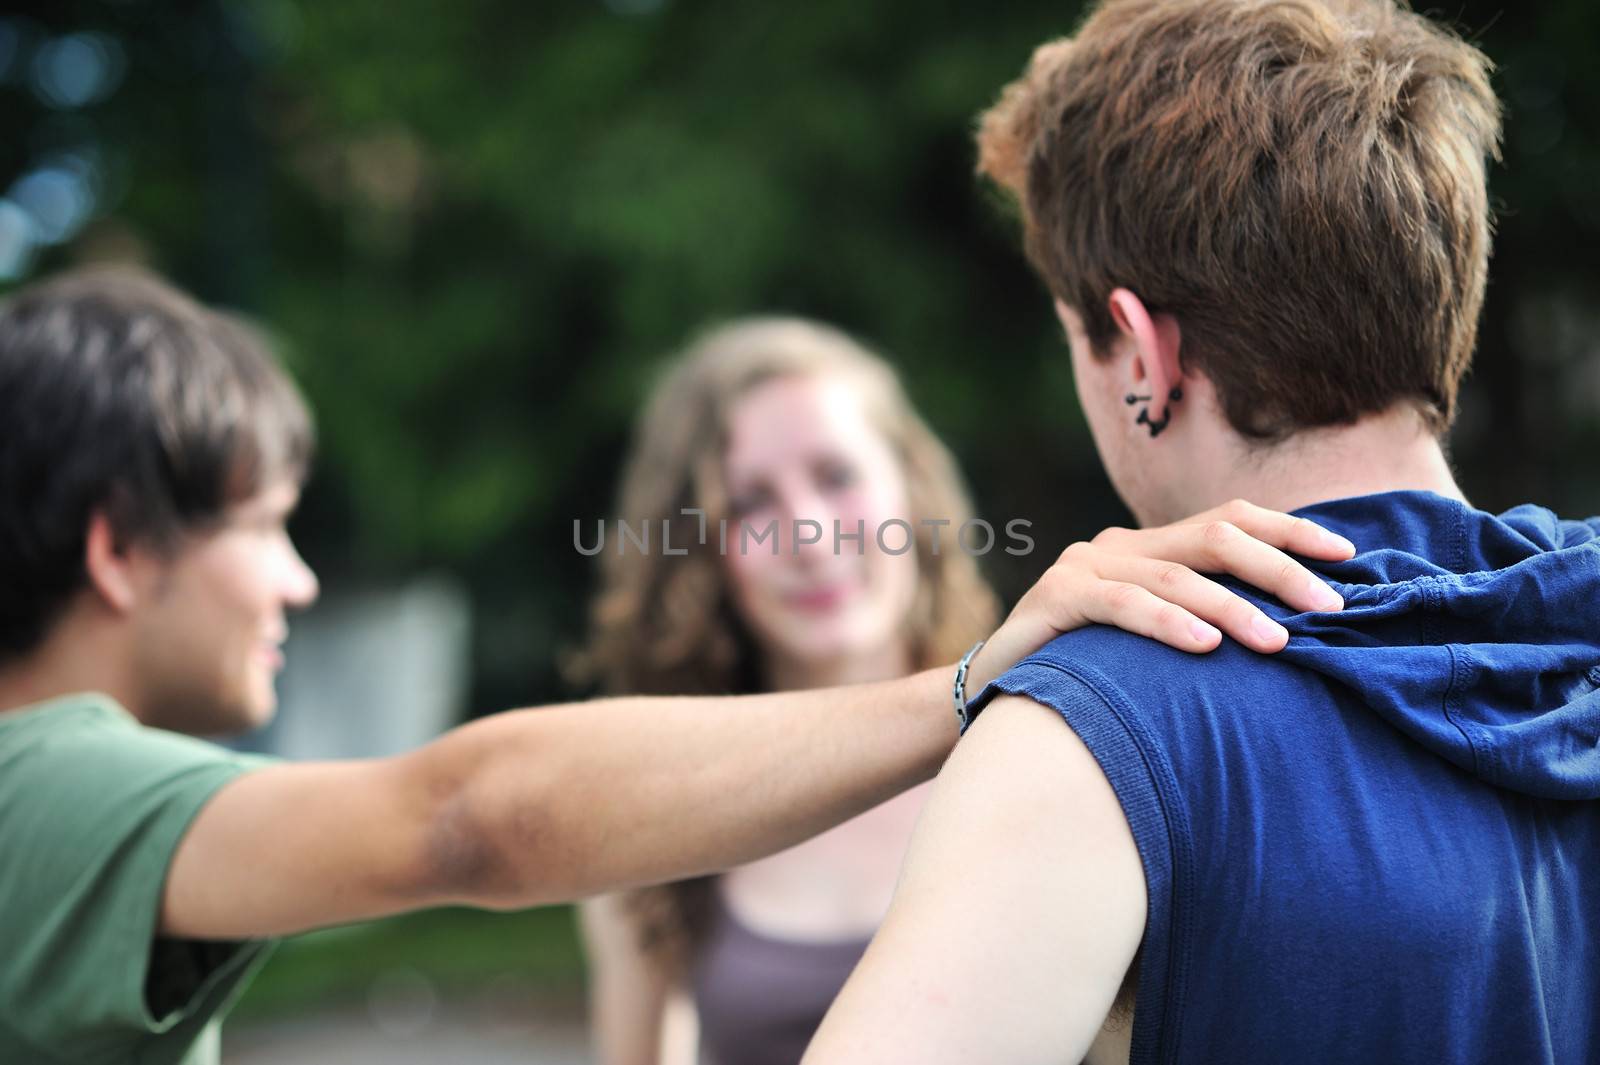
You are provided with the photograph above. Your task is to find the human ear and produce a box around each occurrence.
[83,510,143,614]
[1108,288,1184,430]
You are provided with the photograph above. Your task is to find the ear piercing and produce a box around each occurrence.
[1124,386,1183,438]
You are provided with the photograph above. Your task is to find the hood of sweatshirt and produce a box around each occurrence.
[1257,491,1600,801]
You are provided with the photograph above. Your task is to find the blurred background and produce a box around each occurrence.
[2,0,1597,1060]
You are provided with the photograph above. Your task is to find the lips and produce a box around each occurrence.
[785,584,853,612]
[260,630,287,671]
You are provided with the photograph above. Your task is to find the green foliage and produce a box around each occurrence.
[229,906,586,1022]
[3,0,1598,719]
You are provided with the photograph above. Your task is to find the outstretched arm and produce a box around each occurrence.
[160,500,1346,940]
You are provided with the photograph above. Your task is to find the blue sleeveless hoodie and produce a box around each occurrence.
[967,492,1600,1064]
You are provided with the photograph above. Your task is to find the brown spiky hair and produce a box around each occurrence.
[978,0,1502,440]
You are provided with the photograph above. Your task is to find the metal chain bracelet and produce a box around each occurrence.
[953,639,986,730]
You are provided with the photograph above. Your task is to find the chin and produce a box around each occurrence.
[781,634,854,664]
[221,681,278,734]
[244,691,280,729]
[239,705,276,732]
[795,622,896,665]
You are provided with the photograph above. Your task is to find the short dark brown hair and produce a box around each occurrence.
[978,0,1502,439]
[0,267,314,659]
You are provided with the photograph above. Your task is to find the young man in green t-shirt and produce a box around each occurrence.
[0,267,1353,1063]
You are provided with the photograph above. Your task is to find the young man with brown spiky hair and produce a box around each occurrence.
[807,3,1599,1062]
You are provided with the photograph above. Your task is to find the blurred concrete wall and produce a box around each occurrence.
[245,576,472,760]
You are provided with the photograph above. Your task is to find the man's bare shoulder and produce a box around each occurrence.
[801,691,1148,1063]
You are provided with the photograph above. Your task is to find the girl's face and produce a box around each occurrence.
[720,374,920,673]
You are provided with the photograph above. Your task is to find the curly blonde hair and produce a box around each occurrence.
[576,317,999,971]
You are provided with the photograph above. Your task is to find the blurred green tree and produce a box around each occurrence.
[2,0,1597,719]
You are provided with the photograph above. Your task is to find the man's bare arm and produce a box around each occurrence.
[161,668,953,939]
[161,500,1346,941]
[802,695,1147,1065]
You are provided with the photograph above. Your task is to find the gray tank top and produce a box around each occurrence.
[688,882,872,1065]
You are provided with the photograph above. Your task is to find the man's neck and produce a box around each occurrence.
[1154,405,1465,526]
[0,613,141,718]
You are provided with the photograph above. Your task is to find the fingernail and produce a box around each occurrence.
[1190,619,1220,644]
[1252,613,1288,645]
[1324,531,1356,555]
[1309,578,1343,611]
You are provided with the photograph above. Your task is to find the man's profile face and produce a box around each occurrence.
[131,480,319,734]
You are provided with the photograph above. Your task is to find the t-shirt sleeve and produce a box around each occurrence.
[0,713,277,1061]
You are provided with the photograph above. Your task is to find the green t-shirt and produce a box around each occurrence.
[0,693,277,1065]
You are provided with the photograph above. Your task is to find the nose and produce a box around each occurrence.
[777,485,837,560]
[281,537,320,609]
